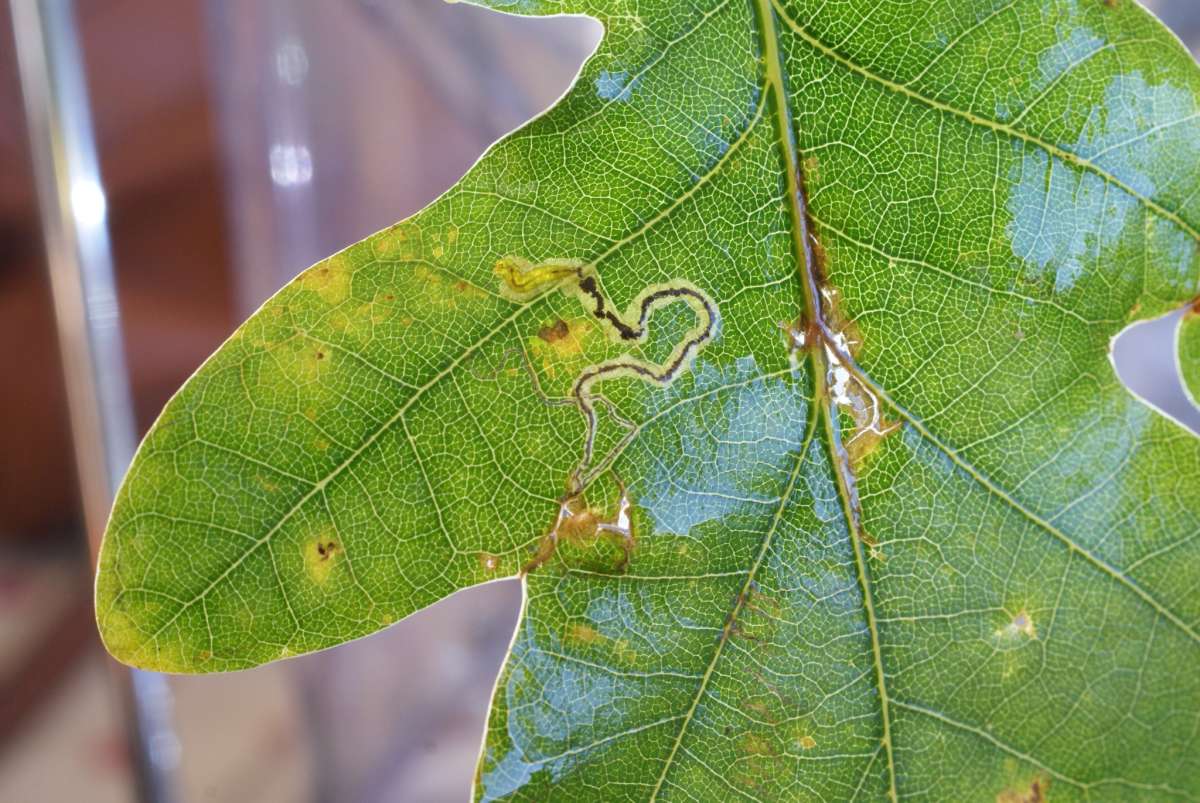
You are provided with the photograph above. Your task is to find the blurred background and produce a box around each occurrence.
[0,1,1195,801]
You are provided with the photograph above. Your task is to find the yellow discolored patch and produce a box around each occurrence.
[568,623,602,644]
[538,318,570,343]
[413,264,443,289]
[739,732,775,756]
[255,474,280,494]
[529,317,594,377]
[304,534,341,585]
[995,608,1038,643]
[843,405,899,470]
[298,255,351,305]
[743,698,775,722]
[452,279,488,301]
[1010,610,1037,639]
[565,621,638,664]
[372,222,422,260]
[797,735,817,750]
[996,775,1048,803]
[405,264,489,309]
[494,255,582,298]
[99,609,144,664]
[802,154,820,185]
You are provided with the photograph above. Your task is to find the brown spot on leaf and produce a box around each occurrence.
[478,552,501,573]
[452,279,487,300]
[538,319,571,343]
[997,776,1047,803]
[304,534,341,584]
[297,256,351,305]
[524,488,635,574]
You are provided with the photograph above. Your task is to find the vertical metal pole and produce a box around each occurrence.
[9,1,179,801]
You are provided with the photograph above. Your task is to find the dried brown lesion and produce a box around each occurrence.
[522,479,635,575]
[784,281,898,473]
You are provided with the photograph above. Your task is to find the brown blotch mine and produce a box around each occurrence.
[304,535,341,584]
[997,777,1047,803]
[538,318,571,343]
[524,488,635,574]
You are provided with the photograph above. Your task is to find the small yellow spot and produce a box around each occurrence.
[568,623,602,644]
[414,264,443,287]
[373,222,421,260]
[479,552,501,573]
[798,735,817,750]
[298,255,351,305]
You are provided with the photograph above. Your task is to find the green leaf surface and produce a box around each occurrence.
[1180,306,1200,407]
[96,0,1200,799]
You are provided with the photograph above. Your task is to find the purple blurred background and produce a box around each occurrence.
[0,1,1195,800]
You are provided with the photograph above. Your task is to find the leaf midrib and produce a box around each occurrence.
[647,0,905,797]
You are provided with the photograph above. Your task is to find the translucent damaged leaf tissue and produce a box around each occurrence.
[96,0,1200,799]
